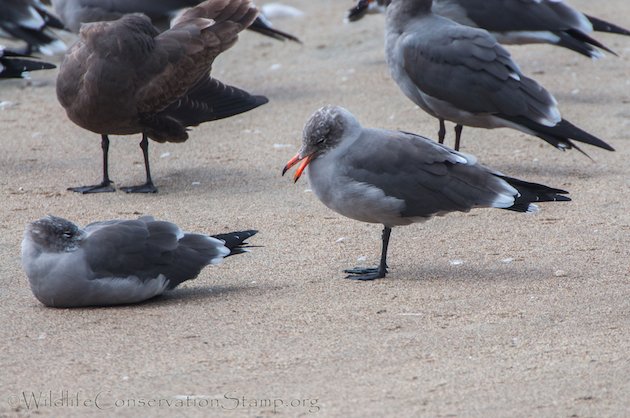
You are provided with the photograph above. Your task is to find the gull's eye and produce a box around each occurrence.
[62,230,73,239]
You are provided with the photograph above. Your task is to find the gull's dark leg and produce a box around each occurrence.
[121,133,158,193]
[454,124,463,151]
[344,226,391,281]
[68,134,115,194]
[438,118,446,144]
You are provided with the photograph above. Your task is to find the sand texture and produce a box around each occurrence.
[1,0,629,416]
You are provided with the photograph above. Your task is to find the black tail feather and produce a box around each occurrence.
[212,230,258,257]
[497,175,571,212]
[248,16,301,43]
[498,114,615,154]
[556,29,616,57]
[34,5,66,30]
[347,0,371,22]
[0,49,56,79]
[587,15,630,36]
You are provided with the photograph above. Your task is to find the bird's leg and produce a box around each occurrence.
[438,119,446,144]
[344,226,391,281]
[68,134,116,193]
[454,124,463,151]
[121,133,158,193]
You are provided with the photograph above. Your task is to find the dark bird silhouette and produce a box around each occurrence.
[56,0,268,193]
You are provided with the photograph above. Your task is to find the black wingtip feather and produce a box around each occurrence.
[587,15,630,37]
[498,114,615,153]
[497,175,571,212]
[559,29,617,57]
[248,20,302,43]
[248,15,301,43]
[347,0,370,22]
[211,230,258,256]
[0,52,56,78]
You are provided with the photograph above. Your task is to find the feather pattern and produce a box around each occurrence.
[21,215,257,307]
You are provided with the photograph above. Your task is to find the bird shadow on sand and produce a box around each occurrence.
[151,285,256,305]
[32,285,259,311]
[149,283,285,307]
[388,263,562,285]
[28,282,287,311]
[145,165,265,196]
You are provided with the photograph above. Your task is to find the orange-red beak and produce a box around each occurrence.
[282,153,313,183]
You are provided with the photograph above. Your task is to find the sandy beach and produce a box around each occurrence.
[1,0,629,416]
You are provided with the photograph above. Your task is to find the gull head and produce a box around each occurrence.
[283,105,359,182]
[26,216,84,253]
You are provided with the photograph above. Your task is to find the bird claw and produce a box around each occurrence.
[343,266,387,281]
[120,182,157,193]
[67,182,115,194]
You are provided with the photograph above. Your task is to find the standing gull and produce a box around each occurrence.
[348,0,630,59]
[283,106,570,280]
[56,0,268,193]
[49,0,301,43]
[384,0,615,153]
[21,215,257,307]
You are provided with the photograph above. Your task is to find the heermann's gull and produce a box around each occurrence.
[1,45,55,78]
[283,106,570,280]
[49,0,301,43]
[384,0,615,154]
[21,215,257,307]
[349,0,630,59]
[0,0,66,55]
[56,0,268,193]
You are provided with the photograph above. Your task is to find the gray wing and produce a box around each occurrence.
[450,0,591,32]
[435,0,613,58]
[400,17,559,124]
[340,129,516,217]
[82,218,228,288]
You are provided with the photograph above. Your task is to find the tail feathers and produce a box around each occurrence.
[34,5,66,31]
[0,50,56,78]
[497,175,571,213]
[587,15,630,36]
[557,29,615,57]
[161,76,268,127]
[248,16,301,43]
[498,114,615,155]
[0,26,63,54]
[211,230,258,256]
[347,0,371,22]
[165,230,256,289]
